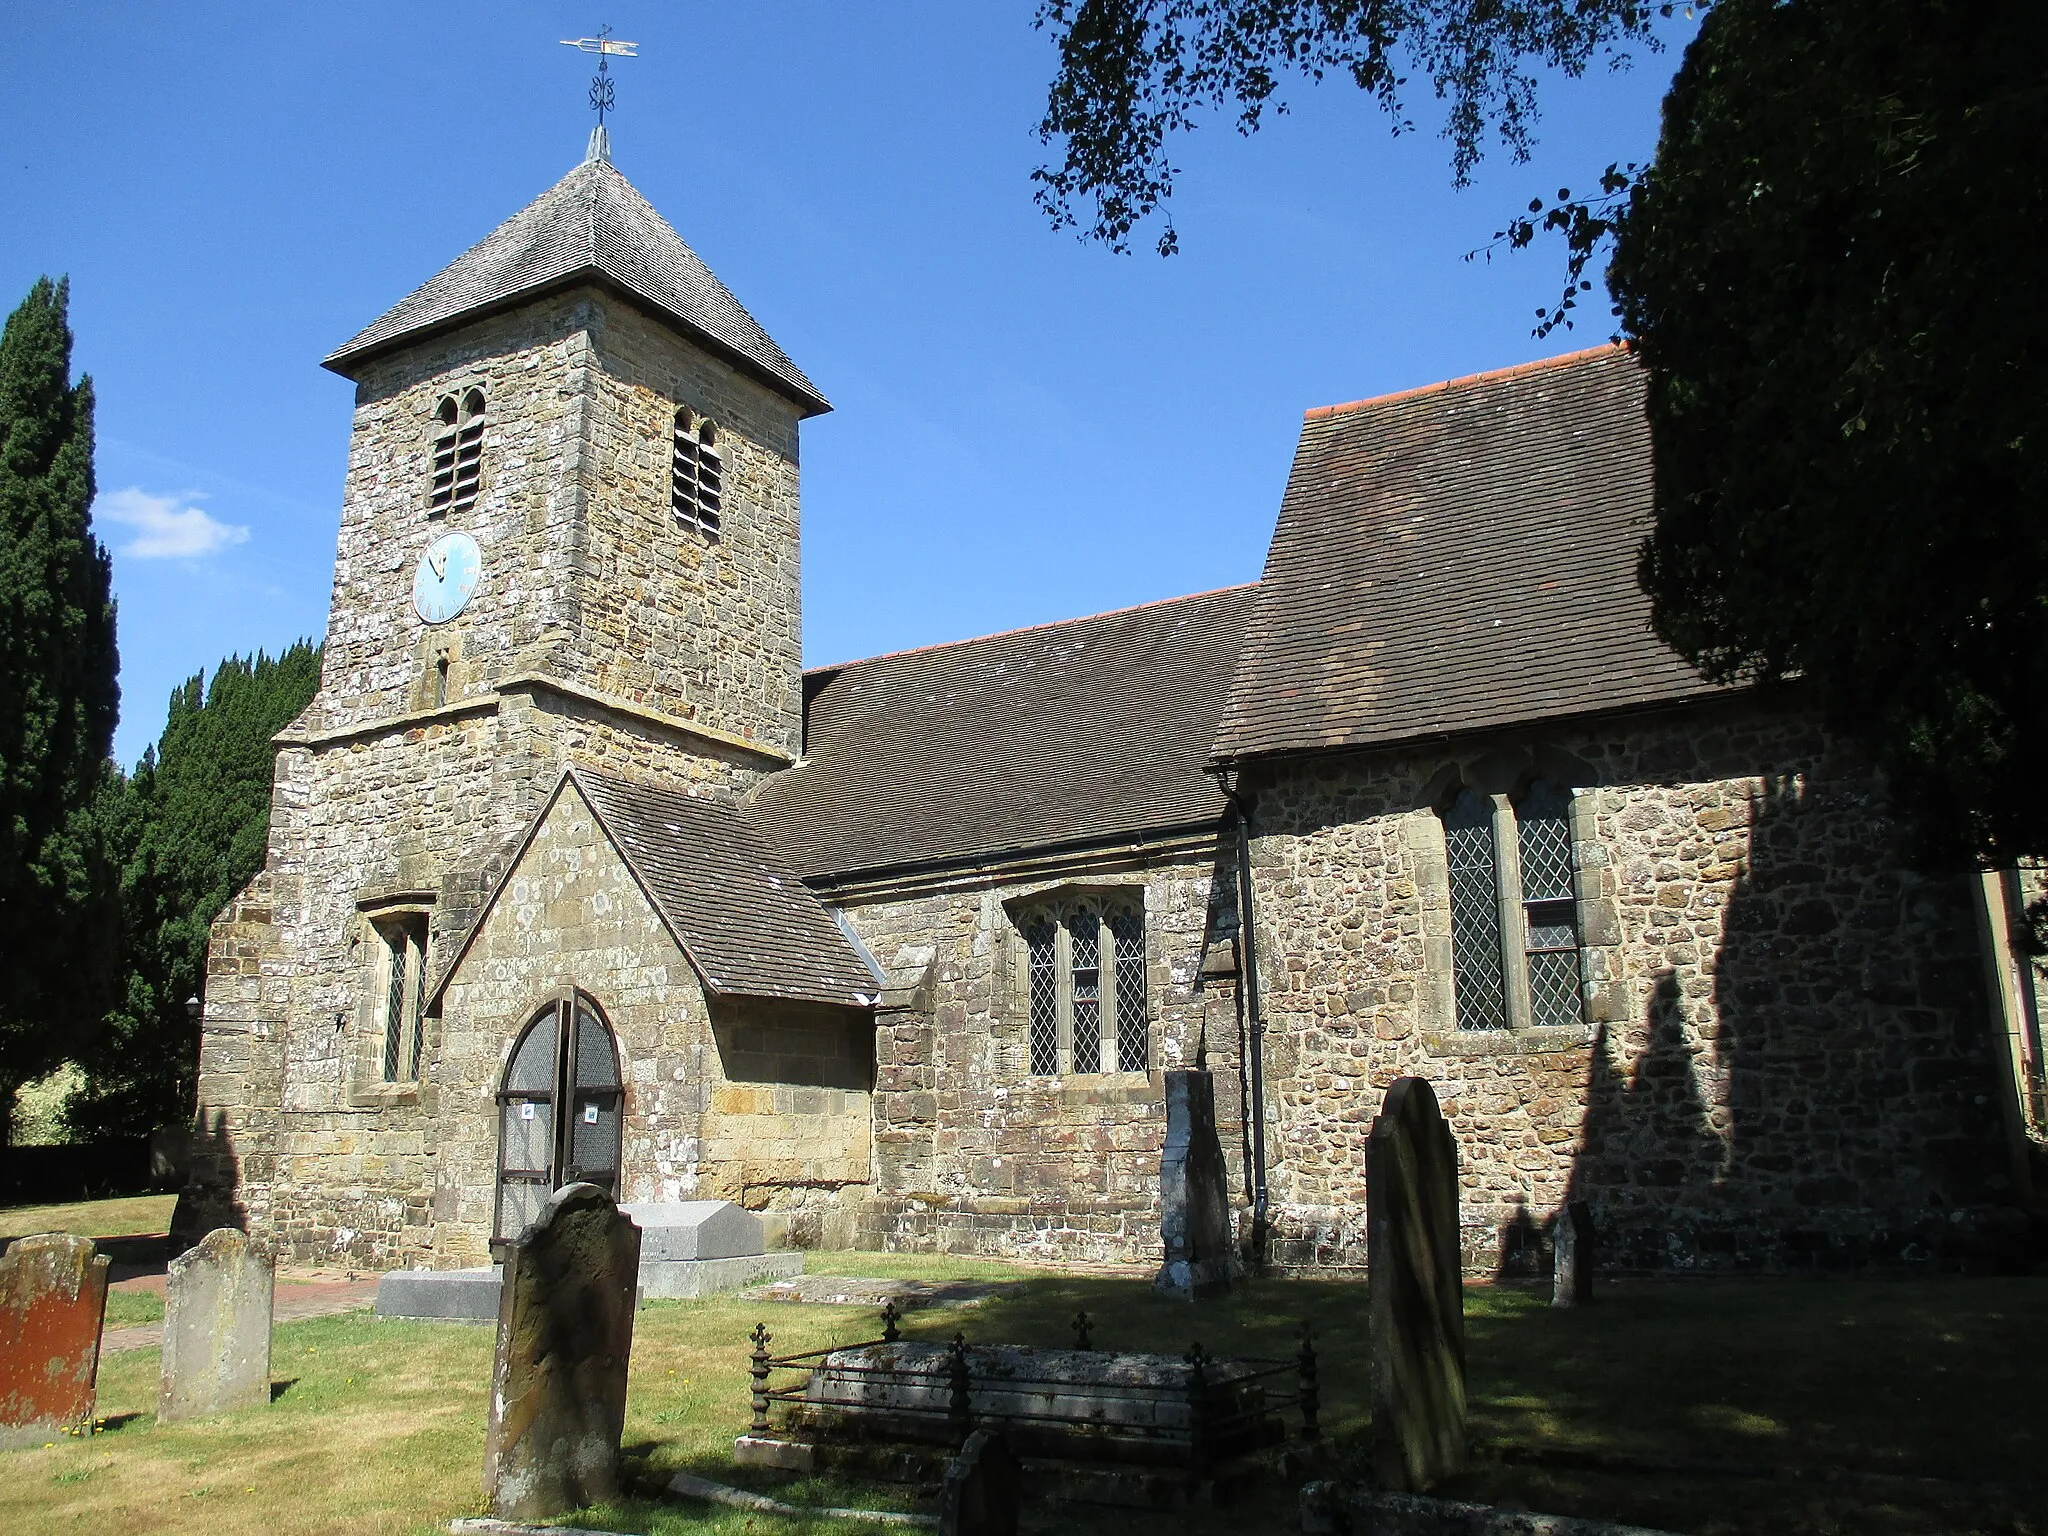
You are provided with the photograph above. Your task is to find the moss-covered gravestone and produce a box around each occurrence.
[1367,1076,1465,1491]
[0,1233,109,1450]
[940,1428,1022,1536]
[158,1228,275,1423]
[484,1183,642,1519]
[1552,1199,1597,1309]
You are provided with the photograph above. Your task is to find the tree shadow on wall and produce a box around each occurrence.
[1501,763,2007,1277]
[167,1106,249,1254]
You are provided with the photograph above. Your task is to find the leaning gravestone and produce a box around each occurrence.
[158,1228,274,1423]
[1552,1200,1597,1310]
[484,1183,641,1520]
[1367,1076,1466,1491]
[940,1427,1022,1536]
[0,1233,110,1450]
[1152,1069,1246,1300]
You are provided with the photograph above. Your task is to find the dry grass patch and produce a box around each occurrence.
[0,1194,176,1242]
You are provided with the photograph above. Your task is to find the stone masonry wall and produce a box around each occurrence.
[576,298,806,757]
[432,781,873,1266]
[838,846,1245,1265]
[188,286,809,1266]
[1249,699,2014,1274]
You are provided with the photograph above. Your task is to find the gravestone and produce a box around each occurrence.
[1552,1200,1597,1309]
[158,1228,274,1423]
[484,1183,641,1520]
[619,1200,802,1298]
[0,1233,110,1450]
[1152,1070,1245,1300]
[1367,1076,1466,1491]
[940,1428,1022,1536]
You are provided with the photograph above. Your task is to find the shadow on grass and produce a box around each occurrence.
[268,1378,298,1402]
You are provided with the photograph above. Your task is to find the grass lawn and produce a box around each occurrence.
[0,1193,176,1243]
[3,1255,2043,1536]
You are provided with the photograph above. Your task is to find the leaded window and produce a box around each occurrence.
[374,915,428,1082]
[672,409,723,537]
[1019,896,1148,1075]
[1517,779,1586,1029]
[1444,788,1509,1031]
[429,389,486,517]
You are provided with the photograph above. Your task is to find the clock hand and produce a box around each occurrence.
[430,548,449,579]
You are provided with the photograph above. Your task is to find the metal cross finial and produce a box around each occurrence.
[560,25,640,130]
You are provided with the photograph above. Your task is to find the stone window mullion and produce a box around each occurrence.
[1493,794,1534,1032]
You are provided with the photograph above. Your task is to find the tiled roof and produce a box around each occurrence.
[1209,345,1721,763]
[323,152,828,416]
[749,587,1254,881]
[571,771,878,1007]
[431,769,879,1011]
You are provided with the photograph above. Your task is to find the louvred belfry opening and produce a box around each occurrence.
[493,990,623,1249]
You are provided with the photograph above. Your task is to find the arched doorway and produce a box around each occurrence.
[493,990,623,1249]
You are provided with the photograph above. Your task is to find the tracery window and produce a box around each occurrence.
[429,388,486,517]
[374,915,428,1082]
[1440,780,1587,1032]
[672,408,723,537]
[1021,895,1148,1076]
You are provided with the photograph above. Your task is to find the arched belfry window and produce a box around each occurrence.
[1516,779,1585,1029]
[430,388,486,517]
[1443,788,1509,1031]
[1020,893,1148,1076]
[672,408,723,537]
[493,991,623,1247]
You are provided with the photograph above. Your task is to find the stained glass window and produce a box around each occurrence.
[1444,788,1509,1030]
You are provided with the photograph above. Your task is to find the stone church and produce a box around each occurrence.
[180,138,2046,1276]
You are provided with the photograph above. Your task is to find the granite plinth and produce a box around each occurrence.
[640,1252,801,1298]
[376,1267,503,1322]
[619,1201,766,1262]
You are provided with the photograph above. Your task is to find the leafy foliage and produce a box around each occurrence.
[0,277,120,1136]
[1032,0,1666,255]
[67,644,320,1138]
[1608,0,2048,873]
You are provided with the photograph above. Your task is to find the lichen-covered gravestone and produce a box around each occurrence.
[1552,1200,1597,1310]
[0,1233,110,1450]
[158,1228,275,1423]
[940,1428,1022,1536]
[1152,1069,1246,1300]
[484,1183,641,1520]
[1367,1076,1466,1491]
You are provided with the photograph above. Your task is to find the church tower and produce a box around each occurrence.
[180,140,828,1260]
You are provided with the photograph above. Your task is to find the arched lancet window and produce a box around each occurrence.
[1516,779,1585,1029]
[493,991,623,1246]
[1443,787,1509,1031]
[430,389,486,517]
[1020,895,1148,1075]
[672,408,723,537]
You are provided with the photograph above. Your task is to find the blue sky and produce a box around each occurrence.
[0,3,1693,769]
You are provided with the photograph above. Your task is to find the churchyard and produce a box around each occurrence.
[1,1189,2043,1536]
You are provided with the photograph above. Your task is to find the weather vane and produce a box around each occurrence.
[561,25,640,159]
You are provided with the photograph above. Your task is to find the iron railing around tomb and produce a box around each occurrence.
[745,1300,1320,1465]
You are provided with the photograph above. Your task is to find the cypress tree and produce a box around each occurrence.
[0,276,119,1150]
[70,642,320,1139]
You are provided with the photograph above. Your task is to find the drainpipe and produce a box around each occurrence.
[1213,768,1270,1266]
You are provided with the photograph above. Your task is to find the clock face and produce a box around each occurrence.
[412,532,481,625]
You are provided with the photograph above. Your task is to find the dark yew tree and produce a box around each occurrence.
[1608,0,2048,875]
[0,277,120,1149]
[68,643,320,1139]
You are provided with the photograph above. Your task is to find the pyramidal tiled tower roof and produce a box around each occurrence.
[324,146,828,415]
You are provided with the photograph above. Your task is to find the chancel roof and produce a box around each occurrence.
[433,769,879,1012]
[748,587,1255,883]
[323,150,828,416]
[1208,345,1723,764]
